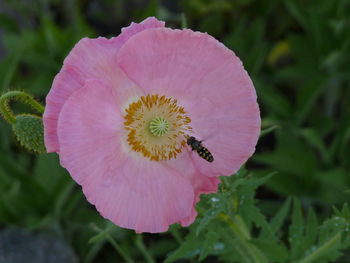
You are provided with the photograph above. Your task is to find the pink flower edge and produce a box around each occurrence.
[44,17,164,153]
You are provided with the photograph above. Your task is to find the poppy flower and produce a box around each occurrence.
[43,17,260,233]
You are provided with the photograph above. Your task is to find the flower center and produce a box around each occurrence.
[124,94,192,161]
[149,116,169,136]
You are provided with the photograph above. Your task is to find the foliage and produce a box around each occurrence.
[0,0,349,262]
[165,172,350,263]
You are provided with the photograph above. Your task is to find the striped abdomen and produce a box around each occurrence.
[197,146,214,163]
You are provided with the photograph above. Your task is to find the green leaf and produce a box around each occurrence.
[0,45,22,91]
[251,239,288,263]
[302,208,318,252]
[242,205,275,242]
[0,14,19,32]
[199,231,220,261]
[298,128,331,164]
[289,198,304,260]
[269,197,292,236]
[196,194,226,235]
[245,173,275,189]
[283,0,309,30]
[298,232,342,263]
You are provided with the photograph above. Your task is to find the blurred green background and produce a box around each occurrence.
[0,0,349,262]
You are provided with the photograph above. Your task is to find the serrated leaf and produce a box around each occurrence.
[246,173,275,189]
[250,239,288,263]
[196,195,226,235]
[298,232,342,263]
[333,203,350,220]
[241,204,275,242]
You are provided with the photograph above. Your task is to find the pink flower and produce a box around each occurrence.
[43,17,260,233]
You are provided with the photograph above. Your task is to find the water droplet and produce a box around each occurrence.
[211,197,219,202]
[214,242,225,250]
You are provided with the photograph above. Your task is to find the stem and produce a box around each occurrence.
[181,13,188,28]
[54,180,75,217]
[220,214,268,263]
[298,232,342,263]
[91,224,134,263]
[260,125,279,137]
[106,235,134,263]
[135,235,155,263]
[0,91,45,124]
[0,94,15,123]
[170,228,184,244]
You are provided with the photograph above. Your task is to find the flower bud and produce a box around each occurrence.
[12,114,46,153]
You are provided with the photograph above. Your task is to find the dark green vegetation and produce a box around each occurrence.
[0,0,349,262]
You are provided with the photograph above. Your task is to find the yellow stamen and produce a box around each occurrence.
[124,94,192,161]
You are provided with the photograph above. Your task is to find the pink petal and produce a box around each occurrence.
[118,17,165,46]
[163,150,220,226]
[181,171,220,228]
[44,17,165,153]
[117,28,260,177]
[57,80,194,233]
[57,79,125,176]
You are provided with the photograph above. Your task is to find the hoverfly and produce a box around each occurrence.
[186,136,214,163]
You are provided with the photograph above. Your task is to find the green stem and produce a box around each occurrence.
[181,13,188,28]
[170,228,184,244]
[260,125,279,137]
[220,214,268,263]
[106,234,134,263]
[298,232,342,263]
[135,235,155,263]
[91,224,134,263]
[0,91,45,124]
[0,94,15,124]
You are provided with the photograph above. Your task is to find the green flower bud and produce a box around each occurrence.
[12,114,46,154]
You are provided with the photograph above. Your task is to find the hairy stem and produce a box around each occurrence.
[0,91,45,124]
